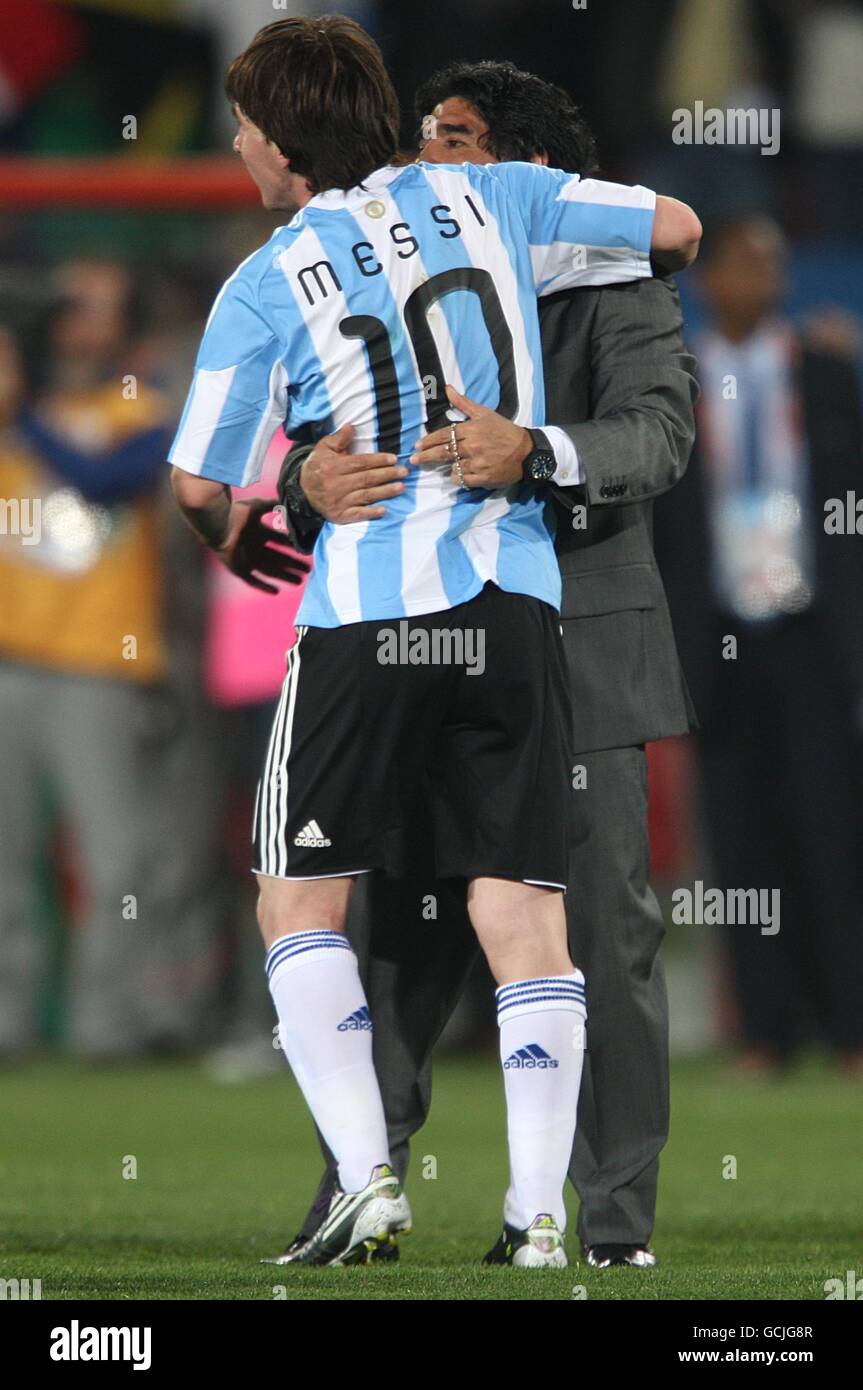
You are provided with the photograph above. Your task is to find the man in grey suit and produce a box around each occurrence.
[273,61,698,1267]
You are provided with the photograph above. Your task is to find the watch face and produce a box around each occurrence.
[530,451,556,482]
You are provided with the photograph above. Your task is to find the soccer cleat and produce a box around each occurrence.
[482,1214,567,1268]
[286,1164,412,1266]
[261,1174,338,1265]
[584,1243,657,1269]
[262,1231,400,1265]
[261,1233,312,1266]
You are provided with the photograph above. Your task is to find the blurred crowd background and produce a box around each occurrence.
[0,0,862,1078]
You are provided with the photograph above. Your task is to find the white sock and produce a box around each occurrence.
[266,930,390,1194]
[496,971,587,1232]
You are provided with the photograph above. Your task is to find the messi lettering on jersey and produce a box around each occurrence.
[168,161,655,626]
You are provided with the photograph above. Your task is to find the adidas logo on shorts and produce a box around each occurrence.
[338,1006,372,1032]
[503,1043,559,1070]
[293,819,332,848]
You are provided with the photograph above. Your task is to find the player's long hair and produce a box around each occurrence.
[225,16,400,194]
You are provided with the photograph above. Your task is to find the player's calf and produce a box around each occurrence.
[263,913,393,1203]
[468,877,587,1258]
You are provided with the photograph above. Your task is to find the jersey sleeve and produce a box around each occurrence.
[484,162,656,295]
[167,270,288,487]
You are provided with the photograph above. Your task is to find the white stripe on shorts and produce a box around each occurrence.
[257,626,307,875]
[257,661,290,872]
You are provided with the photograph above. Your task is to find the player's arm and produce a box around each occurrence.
[481,162,701,291]
[171,467,308,592]
[168,270,308,590]
[651,196,702,270]
[170,470,232,547]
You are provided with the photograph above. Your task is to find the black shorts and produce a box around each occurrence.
[252,583,572,888]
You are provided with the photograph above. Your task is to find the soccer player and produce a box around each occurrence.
[278,62,698,1271]
[169,16,701,1267]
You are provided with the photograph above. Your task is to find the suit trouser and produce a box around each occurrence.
[298,744,669,1248]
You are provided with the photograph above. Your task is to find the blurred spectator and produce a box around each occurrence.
[800,305,863,360]
[0,259,177,1060]
[655,216,863,1076]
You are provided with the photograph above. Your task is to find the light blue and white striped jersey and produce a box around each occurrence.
[169,161,655,626]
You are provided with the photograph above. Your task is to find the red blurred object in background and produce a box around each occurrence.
[647,736,695,880]
[0,0,83,121]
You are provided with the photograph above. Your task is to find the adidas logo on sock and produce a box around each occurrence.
[337,1006,372,1032]
[293,819,332,848]
[503,1043,559,1070]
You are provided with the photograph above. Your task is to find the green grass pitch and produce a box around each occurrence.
[0,1054,859,1300]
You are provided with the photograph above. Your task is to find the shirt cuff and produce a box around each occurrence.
[542,426,582,486]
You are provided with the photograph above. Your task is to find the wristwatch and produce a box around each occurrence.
[283,471,318,520]
[278,449,320,520]
[521,428,556,483]
[276,447,324,554]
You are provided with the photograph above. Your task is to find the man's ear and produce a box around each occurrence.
[529,150,550,166]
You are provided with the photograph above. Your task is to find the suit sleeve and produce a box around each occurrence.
[549,275,698,512]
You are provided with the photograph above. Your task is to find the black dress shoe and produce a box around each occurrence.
[482,1229,511,1265]
[583,1243,657,1269]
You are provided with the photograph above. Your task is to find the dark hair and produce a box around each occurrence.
[225,15,400,194]
[18,261,147,394]
[414,60,598,176]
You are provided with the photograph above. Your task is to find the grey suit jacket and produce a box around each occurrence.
[541,274,698,750]
[278,275,698,753]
